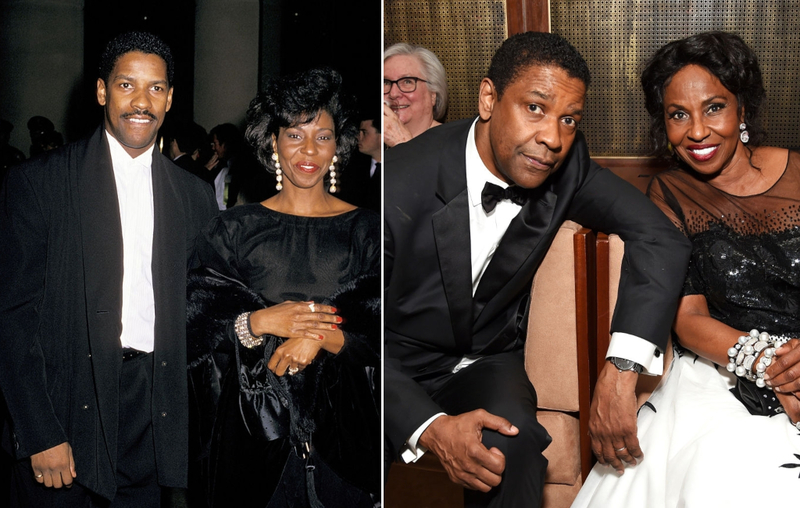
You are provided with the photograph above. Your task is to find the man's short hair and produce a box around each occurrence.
[209,123,242,154]
[98,31,174,86]
[360,110,381,133]
[487,32,591,99]
[384,43,448,121]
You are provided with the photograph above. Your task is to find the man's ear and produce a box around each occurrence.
[477,78,497,121]
[96,78,107,107]
[166,86,174,113]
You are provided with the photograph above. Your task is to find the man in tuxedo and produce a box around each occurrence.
[342,113,381,211]
[384,32,691,506]
[166,117,211,185]
[0,32,217,507]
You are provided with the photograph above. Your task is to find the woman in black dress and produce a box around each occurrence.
[187,68,379,507]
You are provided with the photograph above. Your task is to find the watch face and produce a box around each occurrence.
[611,357,640,372]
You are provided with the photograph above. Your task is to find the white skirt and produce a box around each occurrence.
[572,351,800,508]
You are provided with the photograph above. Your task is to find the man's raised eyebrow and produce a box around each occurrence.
[566,105,584,117]
[528,90,551,101]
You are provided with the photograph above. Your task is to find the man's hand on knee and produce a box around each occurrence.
[589,362,643,474]
[418,409,519,492]
[30,441,76,488]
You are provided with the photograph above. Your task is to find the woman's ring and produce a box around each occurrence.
[308,303,315,313]
[288,366,299,376]
[35,473,43,479]
[615,446,627,452]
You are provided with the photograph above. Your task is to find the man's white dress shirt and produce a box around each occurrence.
[106,131,156,353]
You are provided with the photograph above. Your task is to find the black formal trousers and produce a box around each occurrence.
[10,353,161,508]
[430,352,550,508]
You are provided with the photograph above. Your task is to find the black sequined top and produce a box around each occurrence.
[648,150,800,336]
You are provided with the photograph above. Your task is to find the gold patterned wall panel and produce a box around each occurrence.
[384,0,508,121]
[551,1,800,156]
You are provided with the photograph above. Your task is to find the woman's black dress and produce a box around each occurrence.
[187,204,380,507]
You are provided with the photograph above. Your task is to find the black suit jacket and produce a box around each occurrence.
[341,153,380,212]
[0,127,218,500]
[384,118,691,458]
[174,153,213,187]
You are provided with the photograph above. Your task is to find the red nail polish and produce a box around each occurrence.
[336,317,343,323]
[331,307,338,313]
[318,335,324,341]
[332,324,338,330]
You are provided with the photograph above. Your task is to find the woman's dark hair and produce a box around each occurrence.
[98,31,174,85]
[245,68,359,172]
[641,31,766,156]
[487,31,591,99]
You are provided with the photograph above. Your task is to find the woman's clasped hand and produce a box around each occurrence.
[248,301,344,376]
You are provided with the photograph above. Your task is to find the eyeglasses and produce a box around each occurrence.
[384,77,428,94]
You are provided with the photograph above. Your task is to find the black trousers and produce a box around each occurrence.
[10,352,161,508]
[428,351,551,508]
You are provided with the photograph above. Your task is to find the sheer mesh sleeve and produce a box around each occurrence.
[647,173,688,236]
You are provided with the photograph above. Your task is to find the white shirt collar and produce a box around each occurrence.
[465,118,509,209]
[105,130,155,170]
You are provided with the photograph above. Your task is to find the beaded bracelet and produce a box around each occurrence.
[726,329,790,389]
[234,312,264,348]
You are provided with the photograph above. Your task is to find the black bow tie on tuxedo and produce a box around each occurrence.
[481,182,529,213]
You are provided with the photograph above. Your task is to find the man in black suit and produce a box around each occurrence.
[385,32,691,506]
[341,113,381,211]
[165,117,211,185]
[0,32,217,507]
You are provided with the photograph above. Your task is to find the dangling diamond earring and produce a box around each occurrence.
[739,123,750,144]
[328,155,339,193]
[272,152,283,191]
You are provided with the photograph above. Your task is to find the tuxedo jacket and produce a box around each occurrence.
[384,118,691,458]
[0,127,218,500]
[174,153,213,187]
[341,153,380,212]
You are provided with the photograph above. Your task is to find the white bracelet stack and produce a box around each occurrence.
[234,311,264,348]
[726,329,790,389]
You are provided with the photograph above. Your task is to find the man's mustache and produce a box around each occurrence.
[122,110,157,121]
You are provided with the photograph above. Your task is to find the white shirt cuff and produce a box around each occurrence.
[399,412,446,463]
[605,332,664,375]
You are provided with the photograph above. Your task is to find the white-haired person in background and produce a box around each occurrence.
[383,43,448,147]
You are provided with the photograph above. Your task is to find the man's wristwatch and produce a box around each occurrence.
[608,357,643,374]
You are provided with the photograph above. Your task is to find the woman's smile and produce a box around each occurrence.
[686,144,719,161]
[295,161,321,173]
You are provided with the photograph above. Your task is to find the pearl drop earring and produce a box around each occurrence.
[272,152,283,191]
[329,155,339,193]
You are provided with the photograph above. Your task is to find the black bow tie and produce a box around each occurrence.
[481,182,528,213]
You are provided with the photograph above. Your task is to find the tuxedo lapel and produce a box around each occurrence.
[473,186,557,321]
[77,128,123,466]
[431,126,473,354]
[151,153,186,357]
